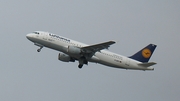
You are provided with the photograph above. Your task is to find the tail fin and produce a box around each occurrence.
[129,44,157,62]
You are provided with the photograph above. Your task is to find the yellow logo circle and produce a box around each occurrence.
[142,48,151,58]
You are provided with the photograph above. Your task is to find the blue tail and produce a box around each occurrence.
[129,44,157,62]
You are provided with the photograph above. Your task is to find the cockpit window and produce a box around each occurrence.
[33,32,39,34]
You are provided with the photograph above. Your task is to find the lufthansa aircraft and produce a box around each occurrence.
[26,31,157,70]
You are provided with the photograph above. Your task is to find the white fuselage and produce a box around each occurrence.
[26,31,154,70]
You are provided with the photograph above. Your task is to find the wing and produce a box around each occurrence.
[81,41,115,53]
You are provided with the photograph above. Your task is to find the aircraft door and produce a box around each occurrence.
[125,58,130,66]
[42,33,48,40]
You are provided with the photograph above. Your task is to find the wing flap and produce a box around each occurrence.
[138,62,157,67]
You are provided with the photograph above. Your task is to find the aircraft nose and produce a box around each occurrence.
[26,33,33,40]
[26,34,30,39]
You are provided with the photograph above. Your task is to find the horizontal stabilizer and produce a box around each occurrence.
[138,62,157,67]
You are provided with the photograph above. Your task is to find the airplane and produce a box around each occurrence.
[26,31,157,71]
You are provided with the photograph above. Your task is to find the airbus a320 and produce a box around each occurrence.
[26,31,157,71]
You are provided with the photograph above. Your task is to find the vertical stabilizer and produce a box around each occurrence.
[129,44,157,62]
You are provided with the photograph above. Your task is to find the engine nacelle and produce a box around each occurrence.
[67,46,81,55]
[58,53,71,62]
[58,53,75,62]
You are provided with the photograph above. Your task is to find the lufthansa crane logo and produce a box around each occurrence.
[142,48,151,58]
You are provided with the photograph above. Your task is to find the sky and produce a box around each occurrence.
[0,0,180,101]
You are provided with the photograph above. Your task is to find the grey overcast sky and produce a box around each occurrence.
[0,0,179,101]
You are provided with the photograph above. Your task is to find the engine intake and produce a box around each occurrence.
[58,53,75,62]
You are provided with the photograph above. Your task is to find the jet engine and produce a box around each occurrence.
[58,53,75,62]
[67,46,81,55]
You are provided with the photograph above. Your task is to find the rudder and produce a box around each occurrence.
[129,44,157,62]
